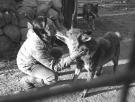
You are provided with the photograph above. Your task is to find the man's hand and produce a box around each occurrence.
[52,49,87,72]
[70,49,86,61]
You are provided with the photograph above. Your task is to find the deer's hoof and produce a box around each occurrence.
[81,89,87,98]
[81,93,87,98]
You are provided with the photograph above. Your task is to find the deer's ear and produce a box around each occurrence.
[27,22,33,29]
[81,34,92,42]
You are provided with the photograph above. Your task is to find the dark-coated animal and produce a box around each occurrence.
[82,3,99,30]
[56,28,121,98]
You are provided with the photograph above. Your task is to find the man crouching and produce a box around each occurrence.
[16,16,85,90]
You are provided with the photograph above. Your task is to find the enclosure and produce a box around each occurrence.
[0,0,135,102]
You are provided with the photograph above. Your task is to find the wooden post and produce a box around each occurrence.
[62,0,76,29]
[71,0,78,29]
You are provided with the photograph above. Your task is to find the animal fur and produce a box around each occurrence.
[82,3,99,30]
[56,28,121,98]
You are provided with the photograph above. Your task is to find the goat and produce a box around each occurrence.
[56,28,121,98]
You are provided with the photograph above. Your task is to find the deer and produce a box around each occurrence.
[82,3,99,30]
[56,28,121,98]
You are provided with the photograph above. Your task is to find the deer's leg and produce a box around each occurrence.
[87,16,95,31]
[73,59,84,82]
[82,69,96,98]
[81,62,95,98]
[73,68,81,82]
[87,18,92,30]
[95,66,103,77]
[112,47,120,73]
[92,19,95,30]
[112,58,118,73]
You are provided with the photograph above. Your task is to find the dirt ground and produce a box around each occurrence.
[1,5,135,102]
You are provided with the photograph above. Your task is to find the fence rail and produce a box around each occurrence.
[0,66,135,102]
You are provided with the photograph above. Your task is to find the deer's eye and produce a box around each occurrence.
[69,32,72,35]
[67,32,72,37]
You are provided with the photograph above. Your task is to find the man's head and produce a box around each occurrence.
[27,16,57,41]
[27,16,47,35]
[32,16,47,30]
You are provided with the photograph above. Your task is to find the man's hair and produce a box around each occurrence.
[32,16,48,35]
[32,16,47,30]
[32,16,50,42]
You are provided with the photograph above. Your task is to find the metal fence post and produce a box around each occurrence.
[120,33,135,102]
